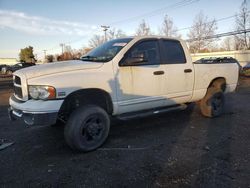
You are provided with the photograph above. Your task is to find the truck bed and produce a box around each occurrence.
[190,57,239,102]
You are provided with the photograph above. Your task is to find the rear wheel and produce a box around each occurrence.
[200,80,225,117]
[64,105,110,152]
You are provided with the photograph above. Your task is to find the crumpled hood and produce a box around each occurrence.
[15,60,103,79]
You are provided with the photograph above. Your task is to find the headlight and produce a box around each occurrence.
[28,85,56,100]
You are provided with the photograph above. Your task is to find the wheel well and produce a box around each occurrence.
[58,89,113,121]
[208,77,226,92]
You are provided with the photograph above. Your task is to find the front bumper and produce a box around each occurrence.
[9,95,63,126]
[8,107,58,126]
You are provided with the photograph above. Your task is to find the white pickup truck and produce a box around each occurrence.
[9,36,239,152]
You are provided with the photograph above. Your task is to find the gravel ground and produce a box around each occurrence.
[0,77,250,188]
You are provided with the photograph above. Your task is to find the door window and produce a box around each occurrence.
[124,40,160,65]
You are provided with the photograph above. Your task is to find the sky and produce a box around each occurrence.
[0,0,246,59]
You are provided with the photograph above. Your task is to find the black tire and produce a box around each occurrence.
[50,118,65,127]
[200,86,225,118]
[64,105,110,152]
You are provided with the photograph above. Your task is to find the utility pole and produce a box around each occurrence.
[60,43,64,55]
[101,25,110,42]
[34,54,37,63]
[43,50,47,63]
[43,50,47,59]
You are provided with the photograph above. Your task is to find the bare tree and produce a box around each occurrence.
[64,45,72,53]
[159,15,179,37]
[46,55,54,63]
[135,19,152,36]
[88,28,126,48]
[235,0,250,50]
[187,12,217,53]
[89,34,105,48]
[222,37,234,51]
[107,28,126,40]
[81,47,92,55]
[56,45,75,61]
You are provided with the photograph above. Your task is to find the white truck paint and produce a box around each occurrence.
[8,36,239,151]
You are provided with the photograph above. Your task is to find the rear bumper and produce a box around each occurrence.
[8,106,58,126]
[225,83,238,93]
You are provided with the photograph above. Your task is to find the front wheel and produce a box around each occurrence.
[64,105,110,152]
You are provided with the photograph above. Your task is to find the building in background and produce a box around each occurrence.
[0,58,19,66]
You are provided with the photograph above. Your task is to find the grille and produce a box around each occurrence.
[14,76,23,99]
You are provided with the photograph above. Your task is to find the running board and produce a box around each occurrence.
[117,104,187,121]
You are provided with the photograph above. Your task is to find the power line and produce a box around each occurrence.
[56,9,247,49]
[43,0,199,51]
[109,0,199,26]
[34,1,247,60]
[186,28,250,42]
[175,11,250,33]
[35,28,249,60]
[66,10,240,47]
[38,12,240,57]
[176,15,235,32]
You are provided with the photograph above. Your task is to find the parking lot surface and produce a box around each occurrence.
[0,76,250,187]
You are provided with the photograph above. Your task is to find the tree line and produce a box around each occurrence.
[20,0,249,63]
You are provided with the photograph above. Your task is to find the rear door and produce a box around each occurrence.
[160,39,194,104]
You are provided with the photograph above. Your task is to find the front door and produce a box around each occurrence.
[117,39,166,113]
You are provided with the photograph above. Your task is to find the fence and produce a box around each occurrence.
[0,58,18,66]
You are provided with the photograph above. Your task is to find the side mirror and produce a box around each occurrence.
[125,52,147,65]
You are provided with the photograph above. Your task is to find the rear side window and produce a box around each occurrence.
[162,40,186,64]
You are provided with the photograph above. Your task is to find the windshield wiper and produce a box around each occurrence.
[80,55,97,61]
[80,55,112,62]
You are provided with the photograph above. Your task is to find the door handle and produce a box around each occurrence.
[184,69,192,73]
[153,71,165,75]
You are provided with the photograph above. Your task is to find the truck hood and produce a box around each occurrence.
[15,60,103,79]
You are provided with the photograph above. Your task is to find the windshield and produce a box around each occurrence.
[80,38,133,62]
[14,63,22,67]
